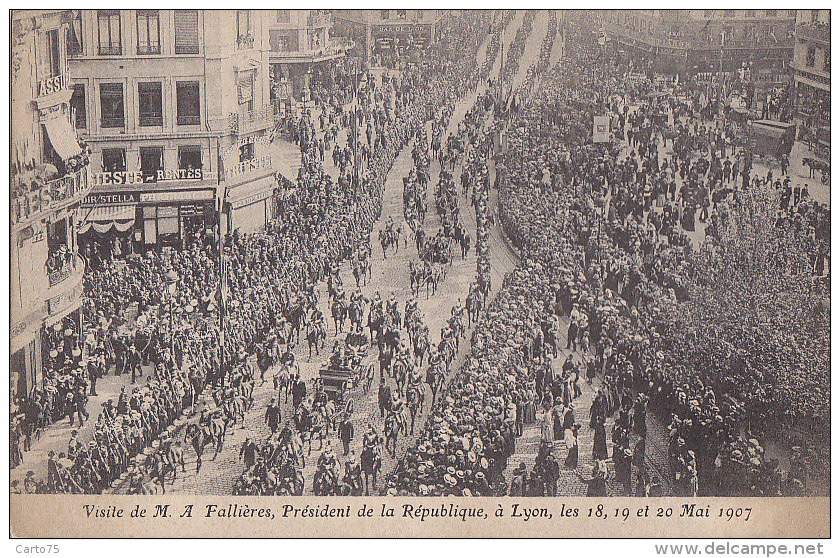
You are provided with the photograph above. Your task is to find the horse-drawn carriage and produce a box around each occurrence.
[318,342,374,403]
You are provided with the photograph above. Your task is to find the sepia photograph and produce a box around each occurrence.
[7,6,831,539]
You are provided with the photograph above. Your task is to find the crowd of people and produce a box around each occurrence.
[12,11,827,498]
[387,10,826,498]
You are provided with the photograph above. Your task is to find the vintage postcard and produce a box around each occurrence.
[8,7,830,539]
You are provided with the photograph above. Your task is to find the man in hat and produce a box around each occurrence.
[264,398,282,434]
[239,437,258,470]
[338,412,354,456]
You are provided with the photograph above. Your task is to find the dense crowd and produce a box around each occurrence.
[389,10,826,498]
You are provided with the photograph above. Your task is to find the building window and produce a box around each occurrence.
[397,10,406,19]
[174,10,199,54]
[140,147,163,182]
[811,10,819,23]
[237,10,253,48]
[70,84,86,129]
[97,10,122,55]
[176,81,200,125]
[239,142,254,162]
[99,83,125,128]
[381,10,389,20]
[67,11,83,56]
[723,10,735,18]
[417,10,424,20]
[788,10,796,18]
[102,148,126,173]
[745,10,755,18]
[37,29,61,83]
[138,82,163,127]
[765,10,776,18]
[824,50,830,72]
[238,73,254,111]
[806,46,816,67]
[137,10,161,54]
[276,10,290,23]
[178,146,202,172]
[703,10,714,18]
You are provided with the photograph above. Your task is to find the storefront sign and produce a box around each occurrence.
[37,73,69,97]
[139,189,214,203]
[81,192,140,207]
[231,190,272,209]
[180,203,207,216]
[92,168,204,186]
[11,166,91,225]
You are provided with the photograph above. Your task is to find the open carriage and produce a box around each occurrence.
[318,341,374,403]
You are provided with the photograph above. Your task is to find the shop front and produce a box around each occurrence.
[79,184,216,250]
[227,173,277,234]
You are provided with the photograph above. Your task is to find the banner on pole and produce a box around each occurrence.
[593,115,610,143]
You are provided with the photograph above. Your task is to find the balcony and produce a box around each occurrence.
[796,22,830,45]
[229,105,274,135]
[268,43,350,64]
[45,254,85,323]
[47,255,79,288]
[11,162,92,229]
[237,34,255,50]
[307,12,333,28]
[224,155,274,184]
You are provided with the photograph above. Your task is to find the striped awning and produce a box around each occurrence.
[77,205,135,234]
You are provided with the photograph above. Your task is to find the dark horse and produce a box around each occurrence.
[360,445,382,496]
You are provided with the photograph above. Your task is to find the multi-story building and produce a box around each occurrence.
[11,10,92,399]
[67,9,278,244]
[333,9,446,67]
[792,9,830,154]
[268,10,351,106]
[601,9,796,75]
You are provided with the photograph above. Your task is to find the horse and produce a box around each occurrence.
[312,465,341,496]
[284,301,306,345]
[384,411,404,457]
[352,258,370,287]
[465,290,479,327]
[379,228,398,258]
[331,297,348,334]
[306,321,327,359]
[184,418,225,473]
[348,299,366,331]
[360,445,382,495]
[406,384,425,434]
[294,405,325,455]
[361,363,376,393]
[392,358,411,395]
[160,437,186,482]
[367,304,384,343]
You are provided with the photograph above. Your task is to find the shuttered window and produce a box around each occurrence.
[100,83,125,128]
[174,10,199,54]
[176,81,201,125]
[237,73,254,106]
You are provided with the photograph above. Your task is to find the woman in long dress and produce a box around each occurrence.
[593,422,608,460]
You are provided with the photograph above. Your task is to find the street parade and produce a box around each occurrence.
[10,9,830,501]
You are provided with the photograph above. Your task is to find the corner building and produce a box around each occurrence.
[67,9,277,247]
[11,10,92,399]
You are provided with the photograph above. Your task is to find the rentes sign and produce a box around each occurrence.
[92,168,203,185]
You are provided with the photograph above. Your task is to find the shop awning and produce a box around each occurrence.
[43,114,82,160]
[77,205,135,234]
